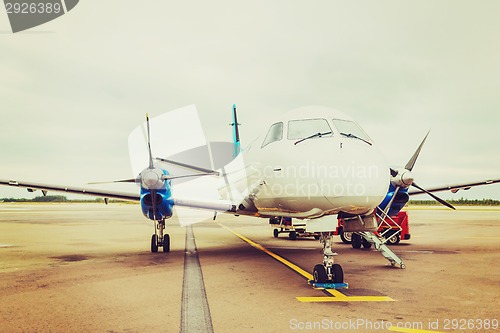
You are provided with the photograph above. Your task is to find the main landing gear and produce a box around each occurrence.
[312,232,344,284]
[151,219,170,253]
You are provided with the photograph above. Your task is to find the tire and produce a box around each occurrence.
[339,228,352,244]
[386,233,401,245]
[351,233,362,249]
[162,234,170,253]
[332,264,344,283]
[313,234,320,240]
[313,264,328,283]
[151,234,158,253]
[289,231,297,240]
[387,233,401,245]
[362,238,372,249]
[273,229,279,238]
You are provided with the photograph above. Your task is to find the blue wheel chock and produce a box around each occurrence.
[308,280,349,289]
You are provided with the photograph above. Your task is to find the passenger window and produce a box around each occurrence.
[287,119,332,140]
[262,122,284,147]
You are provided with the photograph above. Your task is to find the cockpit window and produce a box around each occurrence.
[332,119,371,142]
[287,118,332,140]
[262,122,283,147]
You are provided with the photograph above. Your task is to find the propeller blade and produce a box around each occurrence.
[405,130,430,171]
[412,182,456,210]
[390,168,398,177]
[156,157,219,175]
[163,173,216,181]
[146,113,154,169]
[88,179,138,185]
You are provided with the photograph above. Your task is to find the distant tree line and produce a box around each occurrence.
[409,198,500,206]
[0,196,130,203]
[1,196,498,206]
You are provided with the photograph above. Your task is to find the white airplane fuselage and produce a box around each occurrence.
[222,106,389,219]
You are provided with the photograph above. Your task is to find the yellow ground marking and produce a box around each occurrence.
[218,223,312,279]
[297,295,394,302]
[388,327,444,333]
[218,223,395,302]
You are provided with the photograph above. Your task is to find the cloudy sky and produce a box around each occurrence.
[0,0,499,200]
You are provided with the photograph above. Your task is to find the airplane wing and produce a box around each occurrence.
[408,179,500,196]
[0,179,140,201]
[0,179,236,212]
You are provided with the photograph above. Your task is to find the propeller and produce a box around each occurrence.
[88,114,218,187]
[411,182,455,210]
[146,113,154,169]
[405,130,429,171]
[389,131,455,211]
[87,114,162,188]
[88,178,137,185]
[144,113,158,220]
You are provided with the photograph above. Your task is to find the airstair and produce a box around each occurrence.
[358,231,405,269]
[358,207,406,269]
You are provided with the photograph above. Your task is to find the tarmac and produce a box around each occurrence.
[0,203,499,332]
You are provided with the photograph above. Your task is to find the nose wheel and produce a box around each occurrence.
[312,232,344,284]
[313,263,344,284]
[151,220,170,253]
[151,234,158,253]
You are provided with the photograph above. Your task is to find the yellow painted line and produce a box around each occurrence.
[298,296,394,302]
[388,326,444,333]
[218,223,313,280]
[218,223,395,303]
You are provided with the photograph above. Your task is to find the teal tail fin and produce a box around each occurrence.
[230,104,241,157]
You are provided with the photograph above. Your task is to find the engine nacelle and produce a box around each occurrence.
[140,187,173,221]
[378,183,410,217]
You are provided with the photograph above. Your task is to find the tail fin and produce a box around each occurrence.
[230,104,241,157]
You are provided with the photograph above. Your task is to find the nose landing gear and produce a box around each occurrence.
[151,219,170,253]
[312,232,344,284]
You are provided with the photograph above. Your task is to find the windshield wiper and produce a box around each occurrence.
[340,132,372,146]
[294,131,332,145]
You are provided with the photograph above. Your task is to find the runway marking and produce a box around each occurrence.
[296,295,394,302]
[219,224,394,303]
[180,226,214,333]
[388,327,444,333]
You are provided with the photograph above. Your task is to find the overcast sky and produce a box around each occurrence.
[0,0,499,200]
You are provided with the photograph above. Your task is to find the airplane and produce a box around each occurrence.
[1,105,499,286]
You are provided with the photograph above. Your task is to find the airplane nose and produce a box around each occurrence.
[321,144,389,214]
